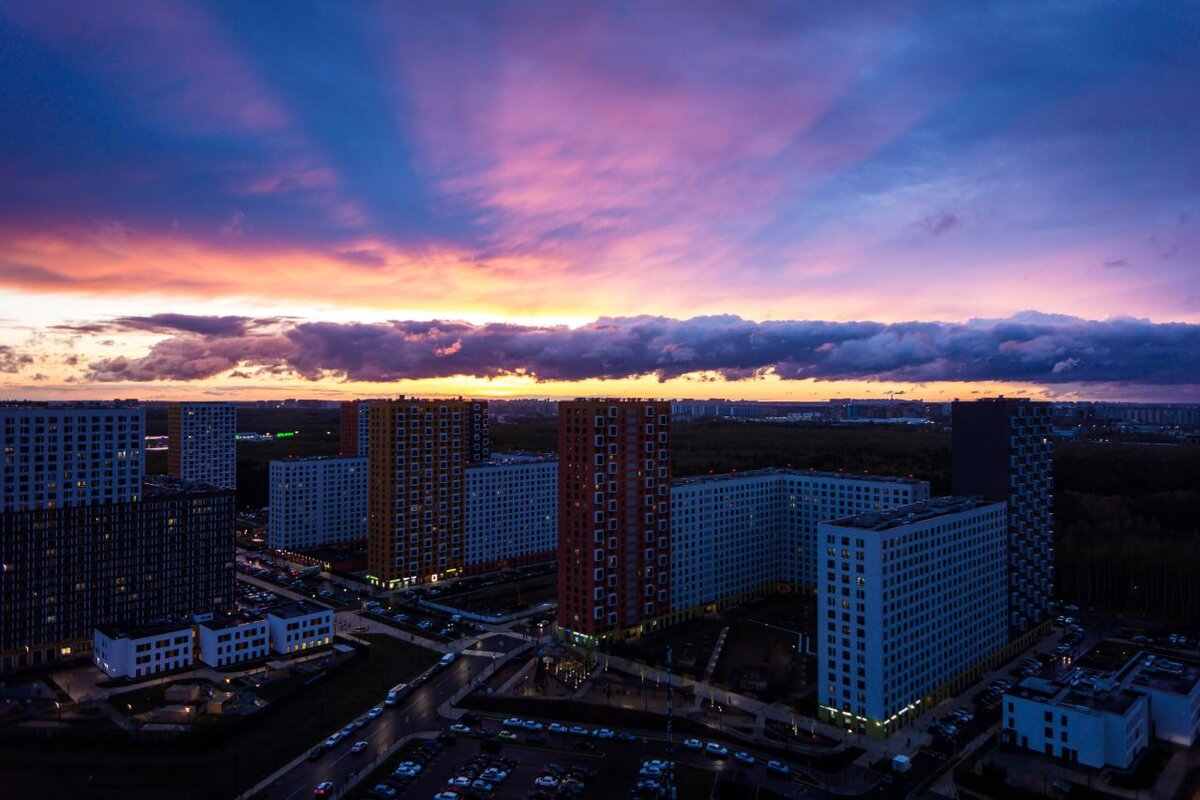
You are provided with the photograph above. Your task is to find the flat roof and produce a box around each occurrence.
[143,477,235,497]
[266,600,330,619]
[198,611,265,631]
[96,620,191,639]
[1009,677,1142,716]
[469,452,557,467]
[271,455,367,464]
[673,467,925,488]
[826,496,1000,531]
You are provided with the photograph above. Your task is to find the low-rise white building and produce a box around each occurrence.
[266,601,333,655]
[464,453,557,572]
[817,496,1008,737]
[196,612,269,668]
[1004,642,1200,767]
[267,456,368,550]
[669,469,930,618]
[93,622,194,679]
[1005,677,1149,768]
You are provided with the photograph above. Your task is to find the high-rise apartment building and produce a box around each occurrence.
[167,403,237,489]
[340,399,383,456]
[366,399,489,588]
[0,405,144,512]
[557,399,671,642]
[268,456,368,550]
[464,453,557,573]
[669,469,929,618]
[0,478,235,674]
[816,497,1008,737]
[952,398,1054,637]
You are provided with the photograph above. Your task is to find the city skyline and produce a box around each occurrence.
[3,3,1199,402]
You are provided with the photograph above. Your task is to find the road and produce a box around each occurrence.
[262,634,523,800]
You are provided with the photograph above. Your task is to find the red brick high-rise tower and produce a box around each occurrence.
[556,399,671,642]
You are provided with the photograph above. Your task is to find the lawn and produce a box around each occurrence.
[674,762,717,799]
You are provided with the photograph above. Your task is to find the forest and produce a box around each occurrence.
[150,410,1200,623]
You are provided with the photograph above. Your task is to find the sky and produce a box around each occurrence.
[1,1,1199,403]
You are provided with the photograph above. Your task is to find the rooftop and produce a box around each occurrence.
[673,467,925,488]
[468,452,557,468]
[143,477,236,497]
[1008,676,1143,716]
[96,619,192,639]
[826,496,1000,530]
[266,600,330,619]
[198,611,266,631]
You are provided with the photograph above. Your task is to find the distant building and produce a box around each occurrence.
[464,453,557,573]
[1004,642,1200,767]
[669,469,929,618]
[266,601,333,655]
[168,403,237,489]
[817,497,1008,737]
[0,479,235,674]
[93,621,194,680]
[0,405,144,512]
[366,399,489,588]
[196,611,269,668]
[268,456,367,550]
[557,399,672,642]
[952,398,1054,638]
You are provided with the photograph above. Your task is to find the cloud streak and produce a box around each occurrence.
[81,312,1200,387]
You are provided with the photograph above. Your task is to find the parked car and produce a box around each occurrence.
[733,751,756,765]
[682,738,702,750]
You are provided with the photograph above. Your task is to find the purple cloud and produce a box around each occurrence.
[82,312,1200,386]
[0,346,33,373]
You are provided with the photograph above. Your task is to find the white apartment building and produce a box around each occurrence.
[266,601,333,655]
[464,453,557,572]
[817,496,1008,737]
[267,456,368,550]
[1,405,144,512]
[93,622,194,679]
[196,612,269,667]
[669,469,929,617]
[168,403,236,489]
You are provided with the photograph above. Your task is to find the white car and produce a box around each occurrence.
[323,732,344,748]
[766,760,790,776]
[705,742,729,758]
[446,775,471,788]
[534,775,559,788]
[522,719,544,731]
[549,722,568,733]
[569,725,590,736]
[449,723,471,734]
[480,768,508,783]
[350,740,369,754]
[367,706,384,720]
[733,751,755,765]
[502,717,523,728]
[592,727,615,738]
[682,738,703,750]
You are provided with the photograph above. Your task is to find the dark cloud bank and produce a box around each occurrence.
[76,312,1200,387]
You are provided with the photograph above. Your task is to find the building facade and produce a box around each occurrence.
[339,400,380,456]
[817,497,1008,737]
[464,453,557,573]
[268,456,368,551]
[197,612,269,668]
[266,601,333,654]
[0,479,236,674]
[168,403,237,489]
[952,398,1054,637]
[93,622,195,679]
[366,399,490,588]
[1,405,144,512]
[669,469,929,617]
[557,399,671,642]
